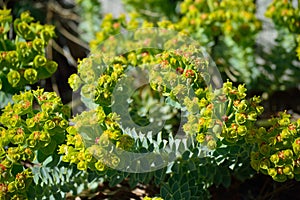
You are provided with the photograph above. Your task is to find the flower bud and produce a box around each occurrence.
[259,158,270,170]
[259,142,270,155]
[278,117,290,126]
[237,84,247,99]
[196,133,206,143]
[17,21,30,35]
[268,168,277,177]
[207,139,217,150]
[7,70,21,87]
[283,149,293,159]
[256,106,264,115]
[77,161,88,171]
[39,131,50,142]
[236,100,247,112]
[33,55,47,68]
[1,158,12,168]
[247,111,257,121]
[59,119,69,129]
[7,182,16,193]
[81,84,96,99]
[283,164,294,176]
[24,68,38,84]
[15,179,25,190]
[24,148,34,161]
[6,51,19,68]
[44,120,56,130]
[26,138,36,148]
[32,38,44,52]
[258,127,266,137]
[270,154,279,164]
[95,160,106,171]
[127,52,137,66]
[0,183,8,195]
[66,126,77,135]
[12,131,25,144]
[45,61,58,74]
[40,25,55,42]
[110,154,120,168]
[250,159,260,171]
[16,42,28,55]
[235,113,247,124]
[293,138,300,155]
[237,125,247,136]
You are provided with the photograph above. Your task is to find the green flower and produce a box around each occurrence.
[24,68,38,84]
[95,160,106,171]
[247,111,257,121]
[45,61,58,74]
[77,161,88,171]
[33,55,47,68]
[6,51,19,68]
[32,38,44,52]
[7,70,21,87]
[237,125,247,136]
[235,113,247,124]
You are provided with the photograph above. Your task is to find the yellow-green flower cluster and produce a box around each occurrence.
[0,89,70,199]
[58,108,134,172]
[0,9,57,92]
[188,81,263,149]
[250,112,300,182]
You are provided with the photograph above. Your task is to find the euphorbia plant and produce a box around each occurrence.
[1,1,300,199]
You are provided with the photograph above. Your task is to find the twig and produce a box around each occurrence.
[224,66,238,82]
[57,21,90,50]
[48,1,80,21]
[51,39,77,66]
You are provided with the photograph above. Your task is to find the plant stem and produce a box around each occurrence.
[0,38,7,51]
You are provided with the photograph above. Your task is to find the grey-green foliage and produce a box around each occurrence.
[98,127,255,199]
[28,155,100,199]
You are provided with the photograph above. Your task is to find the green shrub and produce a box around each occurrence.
[0,2,299,200]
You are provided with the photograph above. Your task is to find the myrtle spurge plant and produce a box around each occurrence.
[0,9,57,94]
[0,89,70,199]
[0,1,299,199]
